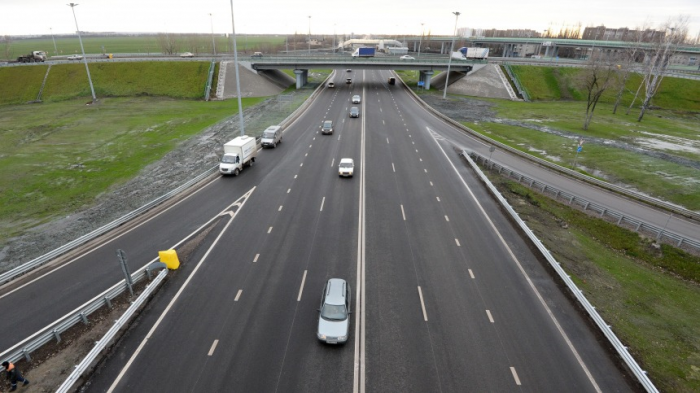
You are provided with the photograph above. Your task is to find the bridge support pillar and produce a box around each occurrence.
[294,69,308,89]
[419,70,434,90]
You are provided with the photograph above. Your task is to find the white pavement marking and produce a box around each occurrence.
[436,197,440,202]
[401,204,406,221]
[320,197,326,212]
[455,238,461,246]
[208,340,219,356]
[294,175,297,179]
[287,188,291,193]
[331,158,335,167]
[305,153,308,157]
[426,127,601,392]
[297,270,308,301]
[300,163,303,167]
[253,254,259,263]
[418,286,428,321]
[430,181,433,186]
[354,77,367,393]
[392,163,395,172]
[424,169,427,173]
[234,290,243,301]
[486,310,495,323]
[106,188,256,393]
[510,367,522,385]
[386,137,389,144]
[469,269,475,279]
[279,206,283,211]
[268,227,273,234]
[445,215,450,222]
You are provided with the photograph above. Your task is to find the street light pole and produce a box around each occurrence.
[50,27,58,55]
[209,13,216,56]
[418,23,424,58]
[308,16,311,54]
[228,0,245,136]
[443,11,460,100]
[67,3,96,103]
[333,24,336,54]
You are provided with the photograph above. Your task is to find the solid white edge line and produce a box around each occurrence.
[418,286,428,321]
[510,367,522,385]
[426,127,601,392]
[354,72,367,393]
[208,339,219,356]
[234,289,242,301]
[106,188,254,392]
[297,270,308,301]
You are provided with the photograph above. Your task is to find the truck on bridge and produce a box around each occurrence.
[352,47,375,58]
[16,51,47,63]
[451,47,489,60]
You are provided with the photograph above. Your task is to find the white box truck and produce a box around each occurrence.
[219,135,258,176]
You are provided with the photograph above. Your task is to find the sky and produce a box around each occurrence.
[1,0,698,39]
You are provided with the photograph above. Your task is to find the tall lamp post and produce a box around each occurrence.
[228,0,245,136]
[418,23,424,58]
[443,11,460,99]
[307,16,311,54]
[67,3,96,103]
[209,13,216,56]
[50,27,58,55]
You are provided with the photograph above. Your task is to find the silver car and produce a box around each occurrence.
[317,278,351,344]
[352,95,361,104]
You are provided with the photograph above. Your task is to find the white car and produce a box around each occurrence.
[180,52,194,58]
[339,158,354,177]
[400,55,415,60]
[352,95,361,104]
[67,55,83,60]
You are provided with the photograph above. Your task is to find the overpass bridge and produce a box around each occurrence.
[248,55,481,89]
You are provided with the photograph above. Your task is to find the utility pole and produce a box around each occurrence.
[67,3,97,103]
[418,23,424,58]
[229,0,245,136]
[209,13,216,56]
[443,11,460,99]
[308,16,311,54]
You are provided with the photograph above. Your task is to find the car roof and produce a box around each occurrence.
[339,158,354,164]
[324,278,347,305]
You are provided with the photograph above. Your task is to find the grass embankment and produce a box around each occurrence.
[0,97,266,241]
[490,175,700,392]
[3,35,287,60]
[0,62,214,105]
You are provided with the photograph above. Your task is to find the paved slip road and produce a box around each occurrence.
[84,70,631,392]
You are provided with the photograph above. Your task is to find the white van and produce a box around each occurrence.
[261,125,282,148]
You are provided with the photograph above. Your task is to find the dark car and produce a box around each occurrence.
[346,78,352,84]
[349,107,359,118]
[321,120,334,135]
[388,77,396,85]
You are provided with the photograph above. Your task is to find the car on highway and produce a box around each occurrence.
[346,69,352,72]
[349,107,359,118]
[400,55,415,60]
[317,278,351,344]
[321,120,334,135]
[252,52,263,58]
[346,78,352,84]
[338,158,355,177]
[327,82,335,88]
[67,55,83,60]
[388,77,396,85]
[352,95,361,104]
[180,52,194,58]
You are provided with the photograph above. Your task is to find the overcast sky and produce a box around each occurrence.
[2,0,698,38]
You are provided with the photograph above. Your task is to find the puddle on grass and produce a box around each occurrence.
[635,132,700,155]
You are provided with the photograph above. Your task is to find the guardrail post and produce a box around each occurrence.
[617,215,624,225]
[636,222,642,231]
[22,349,31,362]
[53,329,62,343]
[569,195,574,204]
[79,312,89,325]
[583,202,590,211]
[600,209,606,217]
[104,296,112,308]
[678,238,684,247]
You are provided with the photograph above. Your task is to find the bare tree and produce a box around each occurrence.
[577,52,621,130]
[636,16,689,122]
[612,25,648,114]
[1,35,12,61]
[157,33,178,55]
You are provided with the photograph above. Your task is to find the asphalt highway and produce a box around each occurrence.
[81,70,632,392]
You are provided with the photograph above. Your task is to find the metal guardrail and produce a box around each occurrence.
[0,165,219,286]
[401,78,700,224]
[502,63,530,101]
[55,268,168,393]
[461,150,659,393]
[0,262,157,366]
[470,153,700,254]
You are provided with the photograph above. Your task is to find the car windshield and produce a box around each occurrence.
[321,304,347,321]
[263,131,275,138]
[323,121,332,127]
[340,163,353,168]
[221,155,238,163]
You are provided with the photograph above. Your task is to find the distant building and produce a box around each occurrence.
[582,26,666,43]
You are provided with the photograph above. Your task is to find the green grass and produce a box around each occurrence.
[0,96,265,241]
[510,65,700,111]
[3,35,287,59]
[495,177,700,392]
[0,66,49,104]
